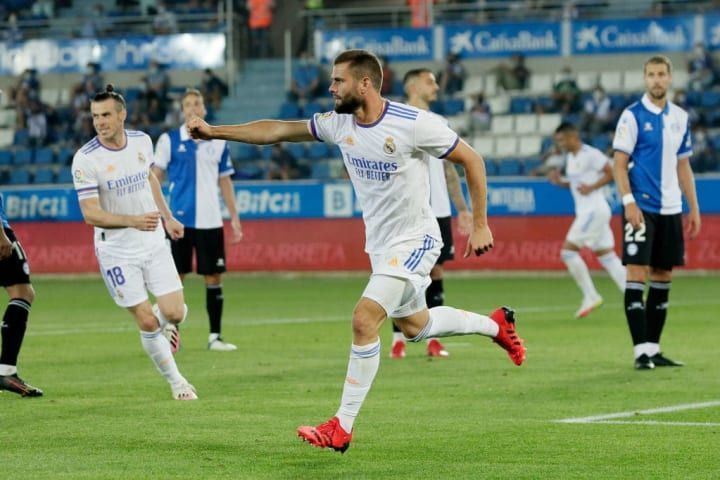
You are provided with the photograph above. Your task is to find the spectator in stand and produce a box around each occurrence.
[153,1,178,34]
[201,68,229,110]
[552,66,581,114]
[580,85,613,134]
[26,99,48,147]
[267,144,308,180]
[380,56,395,97]
[247,0,274,58]
[32,1,55,18]
[494,54,530,91]
[469,92,492,133]
[3,13,23,43]
[687,42,715,92]
[438,53,467,96]
[143,60,171,103]
[672,89,701,127]
[288,51,322,103]
[80,4,112,38]
[408,0,431,27]
[690,125,716,173]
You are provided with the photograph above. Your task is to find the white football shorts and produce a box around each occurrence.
[362,234,441,318]
[96,240,183,308]
[566,208,615,251]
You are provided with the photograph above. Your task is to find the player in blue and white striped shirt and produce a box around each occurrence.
[613,55,701,370]
[153,89,242,352]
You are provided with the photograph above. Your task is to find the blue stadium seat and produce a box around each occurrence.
[56,166,73,183]
[443,98,465,116]
[497,159,522,176]
[123,88,142,103]
[392,79,404,96]
[0,150,12,166]
[278,101,302,119]
[34,147,55,165]
[429,101,444,114]
[686,90,702,107]
[590,134,611,152]
[484,160,499,176]
[311,161,331,179]
[307,142,330,160]
[9,169,31,185]
[534,96,554,112]
[57,146,74,165]
[510,97,533,114]
[608,93,628,110]
[303,101,325,117]
[232,143,259,162]
[13,149,33,165]
[260,145,274,160]
[541,136,554,153]
[285,142,306,159]
[523,157,543,174]
[33,168,55,184]
[13,129,29,147]
[701,91,720,108]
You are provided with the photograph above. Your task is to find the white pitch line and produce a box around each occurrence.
[555,400,720,424]
[591,420,720,427]
[24,298,720,338]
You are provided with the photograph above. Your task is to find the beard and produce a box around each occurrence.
[648,86,667,101]
[334,94,362,114]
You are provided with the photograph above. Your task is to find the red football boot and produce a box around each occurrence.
[489,307,526,366]
[297,416,353,453]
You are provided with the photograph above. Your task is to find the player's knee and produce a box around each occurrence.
[163,303,187,324]
[18,284,35,304]
[137,310,160,331]
[351,305,382,339]
[400,323,423,341]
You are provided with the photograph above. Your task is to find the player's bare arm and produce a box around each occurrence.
[151,165,166,183]
[219,175,243,243]
[613,150,644,229]
[445,139,493,257]
[0,228,12,260]
[577,162,613,195]
[187,117,314,144]
[677,157,701,239]
[443,160,473,235]
[78,197,160,231]
[149,170,184,240]
[547,167,570,189]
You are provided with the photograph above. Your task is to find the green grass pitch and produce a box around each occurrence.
[1,273,719,479]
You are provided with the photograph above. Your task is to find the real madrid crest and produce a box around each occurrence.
[138,152,146,163]
[383,136,396,155]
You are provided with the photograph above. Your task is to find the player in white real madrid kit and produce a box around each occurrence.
[388,68,474,359]
[72,85,197,400]
[153,89,242,352]
[188,49,526,452]
[549,122,626,319]
[613,56,701,370]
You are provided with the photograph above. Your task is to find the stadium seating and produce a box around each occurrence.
[56,166,73,184]
[232,143,259,163]
[0,150,12,166]
[34,147,55,165]
[9,168,31,185]
[13,149,33,165]
[33,168,55,184]
[307,142,330,160]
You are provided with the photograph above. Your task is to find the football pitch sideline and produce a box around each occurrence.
[1,273,718,479]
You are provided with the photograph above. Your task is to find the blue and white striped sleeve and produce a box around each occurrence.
[677,118,693,159]
[219,142,235,177]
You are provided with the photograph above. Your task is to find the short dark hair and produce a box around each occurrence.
[403,68,433,86]
[333,49,383,92]
[644,55,672,74]
[554,121,578,134]
[181,88,203,102]
[92,84,126,111]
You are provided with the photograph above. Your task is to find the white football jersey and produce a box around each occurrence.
[309,101,458,253]
[564,143,611,215]
[426,112,452,218]
[72,130,165,253]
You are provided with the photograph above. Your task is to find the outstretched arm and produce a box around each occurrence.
[188,117,314,144]
[445,139,493,257]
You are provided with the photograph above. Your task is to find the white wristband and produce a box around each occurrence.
[621,193,636,206]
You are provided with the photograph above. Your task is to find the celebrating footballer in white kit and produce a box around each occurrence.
[186,50,526,453]
[549,122,625,319]
[72,85,197,400]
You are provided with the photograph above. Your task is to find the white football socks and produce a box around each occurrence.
[336,339,381,433]
[409,306,499,341]
[140,328,186,388]
[598,251,626,292]
[561,249,600,300]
